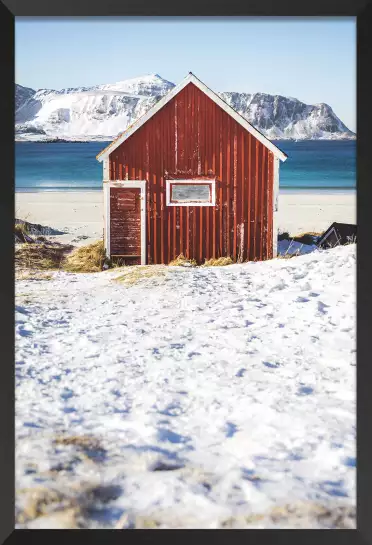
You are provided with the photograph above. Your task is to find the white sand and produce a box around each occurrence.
[15,190,356,245]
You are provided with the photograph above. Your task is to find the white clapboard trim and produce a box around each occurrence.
[104,181,146,264]
[103,158,109,180]
[165,179,216,207]
[96,73,287,163]
[272,157,280,258]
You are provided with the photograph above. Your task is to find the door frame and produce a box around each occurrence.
[104,180,147,264]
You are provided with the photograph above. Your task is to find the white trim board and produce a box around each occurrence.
[96,73,288,163]
[272,157,280,258]
[165,179,216,207]
[104,180,146,265]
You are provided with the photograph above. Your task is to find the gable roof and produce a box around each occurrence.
[96,72,288,163]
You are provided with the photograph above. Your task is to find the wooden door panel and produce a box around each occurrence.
[110,187,141,258]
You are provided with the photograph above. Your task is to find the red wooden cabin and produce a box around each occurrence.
[96,73,287,265]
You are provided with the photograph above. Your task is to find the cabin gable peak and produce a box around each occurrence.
[96,72,287,163]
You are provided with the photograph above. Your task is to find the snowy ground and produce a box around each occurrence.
[15,245,356,529]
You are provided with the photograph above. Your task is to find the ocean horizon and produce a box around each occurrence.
[15,140,356,193]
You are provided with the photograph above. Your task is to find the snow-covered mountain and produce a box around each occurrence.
[15,74,355,141]
[16,84,36,112]
[219,92,354,140]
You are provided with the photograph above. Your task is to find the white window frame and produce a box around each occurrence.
[165,179,216,207]
[103,180,146,264]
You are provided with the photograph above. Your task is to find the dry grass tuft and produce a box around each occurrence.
[221,501,355,529]
[114,265,167,286]
[292,232,322,245]
[15,222,32,243]
[169,254,197,267]
[15,242,73,271]
[277,252,299,260]
[63,241,106,273]
[16,270,54,281]
[202,257,234,267]
[16,480,123,528]
[53,435,106,462]
[278,230,322,246]
[16,486,77,525]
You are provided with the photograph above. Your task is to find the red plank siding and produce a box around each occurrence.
[109,82,274,264]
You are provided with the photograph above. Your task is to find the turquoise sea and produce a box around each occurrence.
[15,140,356,192]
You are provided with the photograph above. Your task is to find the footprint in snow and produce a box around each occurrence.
[158,402,184,417]
[317,301,330,314]
[296,296,310,303]
[157,428,190,445]
[343,456,356,468]
[225,421,238,438]
[18,327,34,337]
[60,388,74,401]
[263,361,280,369]
[297,386,314,396]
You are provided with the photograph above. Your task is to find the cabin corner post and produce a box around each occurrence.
[103,159,110,259]
[140,180,146,265]
[272,157,280,258]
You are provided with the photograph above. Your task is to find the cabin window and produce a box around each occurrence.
[166,180,216,207]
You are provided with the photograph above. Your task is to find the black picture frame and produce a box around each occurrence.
[2,3,371,544]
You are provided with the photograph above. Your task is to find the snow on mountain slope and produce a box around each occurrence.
[219,92,354,140]
[16,244,356,528]
[15,74,355,141]
[15,84,36,112]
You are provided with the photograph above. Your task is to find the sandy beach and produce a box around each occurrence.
[15,190,356,246]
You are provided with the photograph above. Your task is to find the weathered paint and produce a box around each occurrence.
[108,82,275,265]
[110,187,141,263]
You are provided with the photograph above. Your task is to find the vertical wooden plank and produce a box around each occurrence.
[160,109,165,264]
[233,124,238,261]
[205,94,210,261]
[240,129,245,261]
[266,151,273,260]
[226,114,231,257]
[131,139,136,180]
[212,103,216,258]
[262,147,268,260]
[145,126,151,265]
[255,142,262,261]
[246,133,251,261]
[186,206,190,259]
[219,106,224,257]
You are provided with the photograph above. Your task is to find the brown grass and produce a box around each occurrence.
[16,486,78,525]
[53,435,106,462]
[202,257,234,267]
[15,242,74,271]
[292,232,322,245]
[169,254,197,267]
[221,501,355,529]
[16,480,123,528]
[63,241,106,273]
[278,230,322,246]
[114,265,167,286]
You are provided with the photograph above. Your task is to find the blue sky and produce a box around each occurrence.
[15,17,356,131]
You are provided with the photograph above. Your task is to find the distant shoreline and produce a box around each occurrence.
[15,187,357,194]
